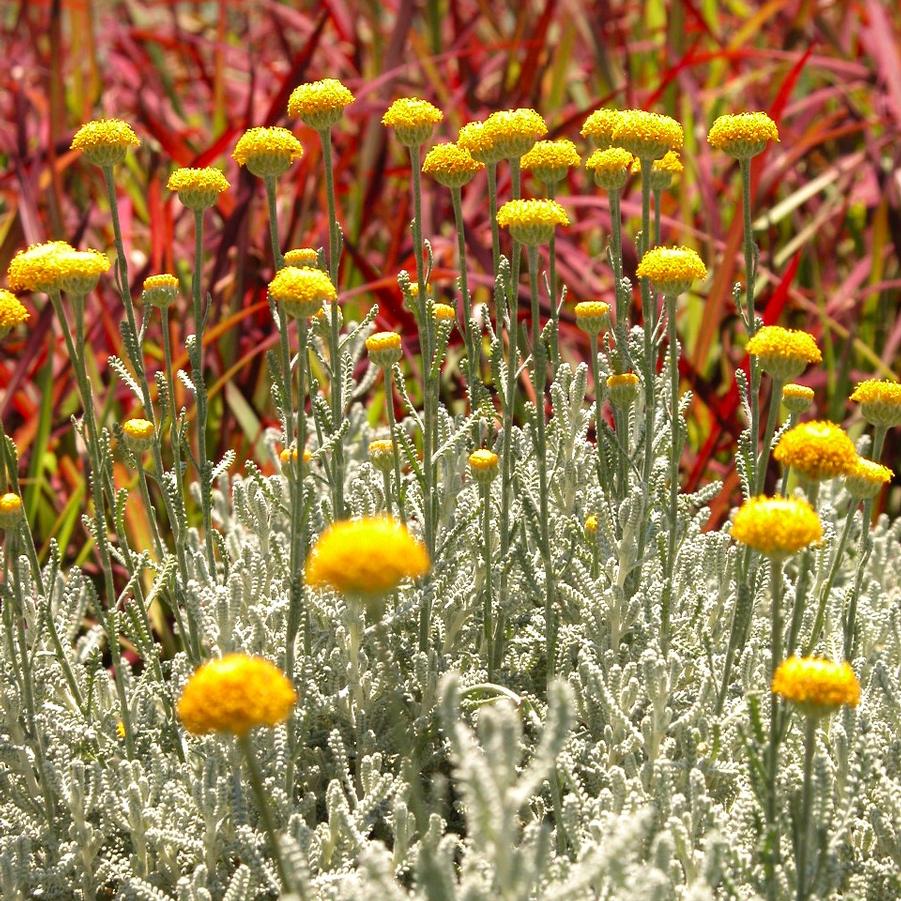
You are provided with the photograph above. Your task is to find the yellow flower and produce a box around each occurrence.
[280,447,313,466]
[612,109,683,161]
[730,495,822,558]
[773,421,858,482]
[116,720,126,740]
[483,108,548,159]
[584,513,598,535]
[635,245,707,296]
[707,112,779,160]
[457,120,504,165]
[368,439,395,473]
[55,247,110,295]
[122,418,155,452]
[71,119,139,167]
[606,372,640,408]
[496,198,569,246]
[844,457,893,500]
[574,301,610,336]
[268,266,336,319]
[636,151,683,191]
[0,492,24,529]
[382,98,443,146]
[233,126,303,178]
[177,653,297,737]
[469,449,499,484]
[366,331,403,367]
[782,383,815,415]
[167,167,230,210]
[305,516,430,596]
[520,139,581,185]
[432,302,457,322]
[422,142,484,188]
[287,78,355,130]
[580,108,623,149]
[142,274,179,309]
[7,241,75,294]
[772,656,860,718]
[0,289,29,339]
[850,379,901,428]
[746,326,821,381]
[284,248,320,268]
[585,147,634,191]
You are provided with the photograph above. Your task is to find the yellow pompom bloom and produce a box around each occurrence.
[122,418,155,452]
[284,248,320,268]
[850,379,901,428]
[167,167,230,210]
[844,457,893,500]
[368,439,395,473]
[730,495,822,558]
[382,98,443,146]
[0,289,29,339]
[607,372,640,408]
[782,383,815,415]
[584,513,598,535]
[612,109,683,161]
[233,126,303,178]
[268,266,336,319]
[116,720,126,740]
[746,326,822,381]
[142,274,179,309]
[635,245,707,296]
[55,247,111,295]
[586,147,635,191]
[574,301,611,336]
[177,653,297,737]
[305,516,430,596]
[280,447,313,466]
[707,112,779,160]
[287,78,355,130]
[71,118,140,167]
[457,120,504,166]
[636,151,683,191]
[422,142,484,188]
[432,302,457,322]
[520,139,582,185]
[7,241,75,294]
[772,656,860,718]
[496,198,569,246]
[469,449,499,484]
[580,108,623,149]
[773,421,858,482]
[0,492,24,529]
[483,108,548,159]
[366,331,403,367]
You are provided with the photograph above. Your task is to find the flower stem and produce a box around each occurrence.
[609,188,625,329]
[756,377,785,494]
[796,716,817,901]
[805,506,855,654]
[765,556,785,894]
[451,185,481,420]
[480,480,494,681]
[487,163,501,332]
[385,366,406,525]
[661,292,681,654]
[547,181,560,373]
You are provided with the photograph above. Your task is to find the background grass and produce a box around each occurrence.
[1,0,898,556]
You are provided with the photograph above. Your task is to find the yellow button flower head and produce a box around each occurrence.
[520,139,582,186]
[607,372,640,408]
[483,108,548,159]
[167,167,230,210]
[56,247,110,295]
[422,142,484,188]
[432,302,457,322]
[844,457,893,500]
[233,126,303,178]
[584,513,598,535]
[7,241,75,294]
[268,265,336,319]
[850,379,901,428]
[746,325,822,381]
[0,492,24,529]
[280,447,313,466]
[585,147,635,191]
[0,289,29,339]
[469,449,499,484]
[305,516,430,597]
[382,98,443,146]
[496,198,569,246]
[122,418,155,452]
[782,383,815,415]
[71,118,140,167]
[580,108,623,149]
[366,331,403,367]
[142,274,179,309]
[772,656,860,718]
[457,120,504,166]
[368,439,395,474]
[287,78,355,130]
[284,248,320,269]
[774,421,858,482]
[636,151,683,191]
[708,112,779,160]
[574,301,610,336]
[730,495,822,558]
[636,245,707,296]
[612,109,683,161]
[177,653,297,737]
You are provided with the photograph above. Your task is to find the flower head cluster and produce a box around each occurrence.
[287,78,355,130]
[636,151,683,191]
[708,112,779,160]
[580,108,622,148]
[636,245,707,296]
[607,372,640,408]
[612,109,683,160]
[730,495,822,558]
[382,98,443,146]
[850,379,901,428]
[122,418,155,452]
[0,289,28,339]
[368,439,395,473]
[0,492,24,529]
[70,118,140,167]
[747,326,821,381]
[280,447,313,466]
[520,139,581,185]
[584,514,598,535]
[284,248,320,269]
[496,198,569,246]
[432,302,457,322]
[365,331,403,367]
[773,421,858,482]
[421,143,483,188]
[844,458,893,500]
[585,147,634,191]
[177,653,297,737]
[457,121,504,165]
[574,301,610,336]
[772,656,860,718]
[167,167,230,210]
[305,516,430,598]
[55,247,110,295]
[233,127,303,178]
[483,108,547,159]
[782,383,815,414]
[7,241,74,294]
[468,449,499,484]
[268,266,336,319]
[142,274,179,309]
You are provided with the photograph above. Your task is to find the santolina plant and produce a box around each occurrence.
[0,92,898,901]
